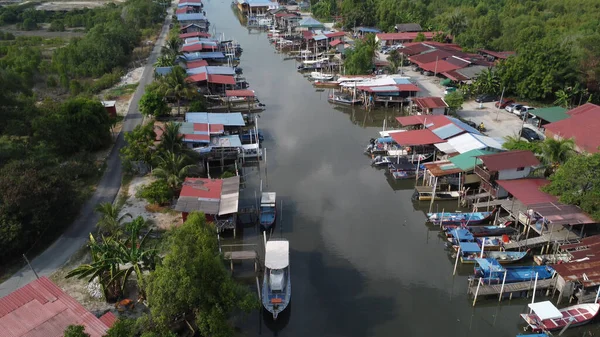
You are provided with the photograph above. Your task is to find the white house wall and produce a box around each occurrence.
[497,167,532,180]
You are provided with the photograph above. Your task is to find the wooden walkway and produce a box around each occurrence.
[504,231,580,250]
[468,278,555,296]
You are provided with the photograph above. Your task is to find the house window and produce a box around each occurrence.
[517,167,525,171]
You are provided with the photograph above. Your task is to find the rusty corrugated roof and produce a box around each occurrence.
[478,150,540,171]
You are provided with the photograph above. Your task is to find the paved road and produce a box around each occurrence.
[0,9,174,297]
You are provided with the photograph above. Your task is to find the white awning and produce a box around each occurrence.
[265,240,289,269]
[528,301,562,320]
[435,142,458,154]
[261,192,276,206]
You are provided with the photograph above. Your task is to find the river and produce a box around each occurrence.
[202,1,567,336]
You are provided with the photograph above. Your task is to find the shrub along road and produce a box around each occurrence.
[0,8,175,297]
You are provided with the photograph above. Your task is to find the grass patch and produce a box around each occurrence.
[105,83,138,99]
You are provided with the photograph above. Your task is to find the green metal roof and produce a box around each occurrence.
[530,106,569,123]
[449,149,498,171]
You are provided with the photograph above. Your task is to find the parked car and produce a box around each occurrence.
[495,98,514,109]
[517,106,536,117]
[520,127,542,142]
[422,70,434,76]
[505,103,523,113]
[444,87,457,95]
[475,93,498,103]
[463,120,477,129]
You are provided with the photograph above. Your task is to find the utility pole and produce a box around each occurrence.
[496,87,505,121]
[23,254,40,280]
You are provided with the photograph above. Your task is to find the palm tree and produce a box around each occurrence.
[95,202,131,237]
[157,66,197,116]
[153,151,198,191]
[386,49,401,74]
[553,89,570,108]
[363,33,379,61]
[445,10,467,38]
[541,137,575,174]
[158,122,184,153]
[474,68,500,95]
[161,36,181,59]
[155,55,175,67]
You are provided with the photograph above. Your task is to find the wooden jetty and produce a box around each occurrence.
[503,232,580,250]
[221,243,262,273]
[469,277,556,306]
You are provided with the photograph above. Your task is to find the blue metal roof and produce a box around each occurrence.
[187,66,235,76]
[184,52,226,61]
[186,112,246,126]
[155,66,173,76]
[447,117,481,135]
[177,13,207,22]
[432,123,465,139]
[393,78,412,85]
[313,34,327,41]
[458,242,481,253]
[474,258,505,272]
[450,228,474,241]
[370,85,400,92]
[355,26,381,33]
[298,17,323,28]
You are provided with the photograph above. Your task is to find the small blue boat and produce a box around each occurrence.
[260,192,277,230]
[472,258,554,284]
[428,210,495,226]
[443,225,517,237]
[447,228,475,245]
[457,242,528,264]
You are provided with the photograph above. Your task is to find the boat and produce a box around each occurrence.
[371,155,396,167]
[387,161,422,180]
[262,239,291,320]
[313,80,339,88]
[533,254,571,265]
[239,129,264,143]
[240,143,262,160]
[364,137,402,155]
[442,224,518,237]
[472,258,555,284]
[412,186,461,201]
[457,242,528,264]
[475,236,508,251]
[310,71,334,81]
[427,210,495,226]
[260,192,277,230]
[521,301,599,332]
[328,93,362,105]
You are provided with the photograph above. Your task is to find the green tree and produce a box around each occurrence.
[64,325,90,337]
[502,135,542,154]
[157,66,197,115]
[160,36,181,59]
[444,90,464,114]
[543,153,600,221]
[540,137,575,173]
[146,212,257,336]
[95,202,131,237]
[386,49,401,74]
[473,68,500,95]
[137,179,173,205]
[155,55,175,67]
[553,89,571,108]
[344,37,375,75]
[121,121,157,172]
[444,10,467,38]
[152,151,197,191]
[139,90,170,117]
[158,121,184,153]
[414,32,426,42]
[22,18,37,31]
[49,19,65,32]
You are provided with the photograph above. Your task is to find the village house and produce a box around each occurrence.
[394,23,422,32]
[474,150,540,198]
[180,23,208,34]
[0,277,116,337]
[375,32,438,45]
[177,13,209,31]
[544,103,600,154]
[411,96,448,115]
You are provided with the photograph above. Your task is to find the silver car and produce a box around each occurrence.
[505,103,523,114]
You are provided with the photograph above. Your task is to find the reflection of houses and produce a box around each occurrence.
[0,277,116,337]
[394,23,422,32]
[411,96,448,115]
[175,176,240,234]
[544,103,600,154]
[474,150,540,198]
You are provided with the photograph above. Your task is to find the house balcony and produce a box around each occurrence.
[474,166,494,182]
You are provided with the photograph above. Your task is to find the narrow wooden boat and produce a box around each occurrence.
[387,161,422,180]
[457,242,528,264]
[472,258,555,284]
[442,225,517,237]
[313,80,339,88]
[412,186,461,201]
[427,210,495,226]
[475,236,507,251]
[328,93,361,106]
[521,301,599,332]
[262,239,291,320]
[260,192,277,230]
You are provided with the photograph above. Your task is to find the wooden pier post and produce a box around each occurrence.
[453,246,461,276]
[472,277,483,307]
[498,270,508,301]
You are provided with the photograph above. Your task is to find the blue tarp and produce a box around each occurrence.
[376,136,395,144]
[178,2,203,7]
[450,228,474,241]
[474,258,505,272]
[458,242,481,253]
[186,112,246,126]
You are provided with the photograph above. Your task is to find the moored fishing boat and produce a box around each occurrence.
[475,236,508,251]
[442,223,518,237]
[521,301,599,332]
[471,258,555,284]
[313,80,340,88]
[260,192,277,230]
[262,239,291,320]
[371,155,396,167]
[387,161,422,180]
[427,210,495,226]
[328,93,362,105]
[456,242,528,264]
[412,185,461,201]
[310,71,334,81]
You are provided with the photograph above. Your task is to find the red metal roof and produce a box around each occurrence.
[225,89,255,97]
[478,49,515,59]
[183,133,210,142]
[495,179,558,206]
[395,115,423,126]
[207,74,235,85]
[192,123,224,134]
[395,114,452,129]
[302,31,313,40]
[98,312,117,328]
[180,177,223,199]
[412,97,448,109]
[419,59,465,73]
[390,129,445,146]
[545,103,600,153]
[441,70,469,82]
[329,39,342,47]
[376,32,437,41]
[478,150,540,171]
[552,259,600,287]
[185,59,209,68]
[186,72,207,83]
[408,50,453,66]
[179,31,211,39]
[397,84,420,92]
[182,44,206,53]
[324,31,345,38]
[0,277,113,337]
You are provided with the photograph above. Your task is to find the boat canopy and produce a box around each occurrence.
[528,301,562,320]
[451,228,474,241]
[261,192,276,206]
[376,136,395,144]
[265,240,289,269]
[474,258,505,272]
[458,242,481,253]
[379,129,405,138]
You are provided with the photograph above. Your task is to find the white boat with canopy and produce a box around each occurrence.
[262,239,291,320]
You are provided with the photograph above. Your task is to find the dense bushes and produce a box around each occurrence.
[137,180,173,205]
